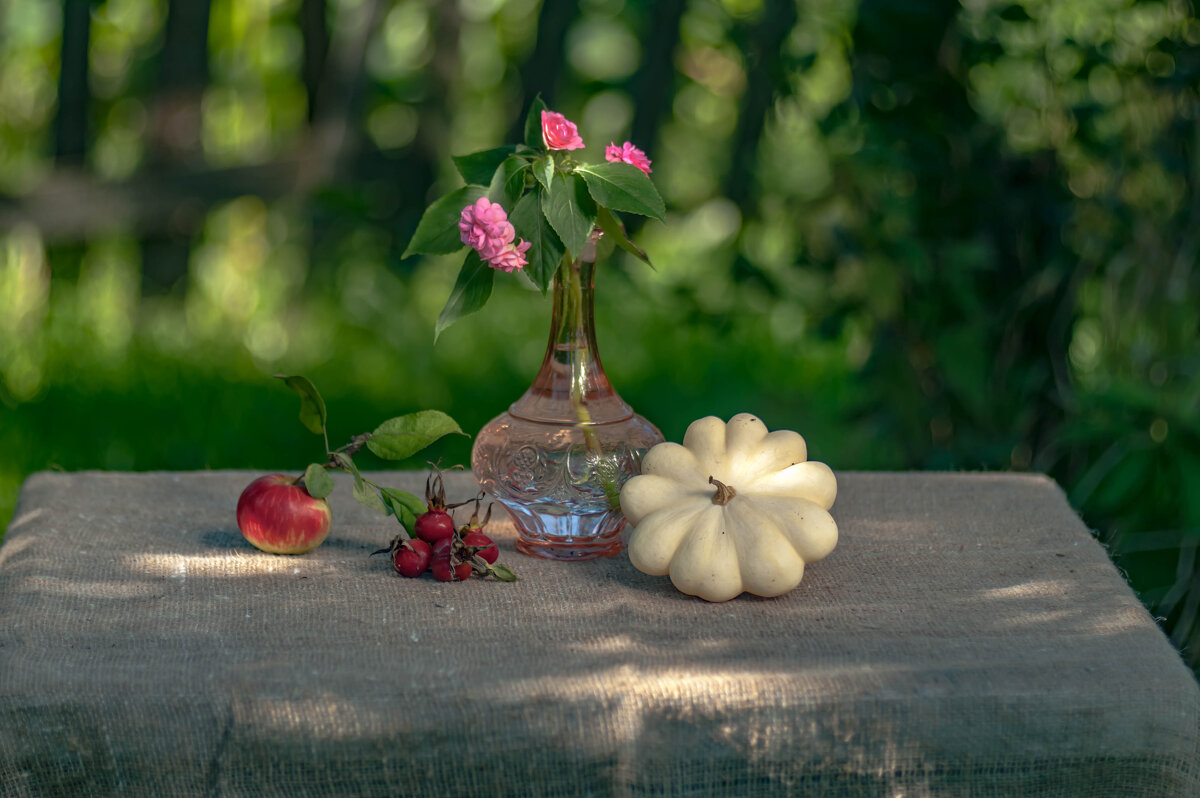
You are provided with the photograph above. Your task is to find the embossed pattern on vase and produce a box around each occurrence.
[480,436,645,508]
[472,413,661,558]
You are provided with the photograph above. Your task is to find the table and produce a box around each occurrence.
[2,470,1198,796]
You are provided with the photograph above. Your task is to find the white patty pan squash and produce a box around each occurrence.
[620,413,837,602]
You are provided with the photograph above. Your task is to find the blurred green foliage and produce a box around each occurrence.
[1,0,1198,667]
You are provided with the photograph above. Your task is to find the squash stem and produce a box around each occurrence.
[708,476,737,506]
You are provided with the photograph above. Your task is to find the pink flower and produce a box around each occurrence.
[459,197,508,252]
[489,239,532,273]
[541,110,585,151]
[458,197,529,272]
[605,141,652,175]
[459,197,513,258]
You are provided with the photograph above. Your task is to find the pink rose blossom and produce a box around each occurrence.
[458,197,529,272]
[605,141,652,175]
[541,110,585,151]
[459,197,514,258]
[488,239,532,273]
[459,197,508,253]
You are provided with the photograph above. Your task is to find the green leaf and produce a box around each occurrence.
[303,463,334,499]
[489,563,518,582]
[487,156,530,207]
[595,206,652,268]
[366,410,464,461]
[330,452,386,514]
[452,146,516,185]
[380,487,426,518]
[542,172,596,259]
[403,185,486,258]
[380,488,423,537]
[395,505,417,537]
[384,482,427,532]
[274,374,327,436]
[577,162,665,221]
[509,188,565,293]
[523,94,548,150]
[331,451,355,472]
[533,155,555,192]
[435,250,496,341]
[353,480,388,515]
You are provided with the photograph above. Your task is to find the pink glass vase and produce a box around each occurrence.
[471,234,663,560]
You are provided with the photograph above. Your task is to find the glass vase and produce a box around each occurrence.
[471,233,664,560]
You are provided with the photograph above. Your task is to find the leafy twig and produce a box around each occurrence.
[274,374,465,537]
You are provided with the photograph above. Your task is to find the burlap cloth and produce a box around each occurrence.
[1,470,1197,797]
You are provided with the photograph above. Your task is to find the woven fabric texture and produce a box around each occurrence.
[1,470,1197,797]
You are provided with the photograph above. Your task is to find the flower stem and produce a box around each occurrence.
[556,251,602,456]
[552,241,622,510]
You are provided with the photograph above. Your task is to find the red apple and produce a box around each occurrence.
[236,474,332,555]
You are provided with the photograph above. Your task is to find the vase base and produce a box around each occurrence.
[491,498,628,560]
[515,536,623,561]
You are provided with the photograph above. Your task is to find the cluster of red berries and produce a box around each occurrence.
[375,471,515,582]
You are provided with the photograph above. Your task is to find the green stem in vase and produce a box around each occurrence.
[553,242,621,510]
[555,252,601,453]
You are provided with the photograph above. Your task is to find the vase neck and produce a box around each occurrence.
[508,247,634,425]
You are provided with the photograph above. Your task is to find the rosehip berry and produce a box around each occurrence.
[461,531,499,564]
[392,539,432,578]
[431,538,473,582]
[415,509,456,544]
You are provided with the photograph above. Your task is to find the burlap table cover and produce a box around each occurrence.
[1,470,1197,797]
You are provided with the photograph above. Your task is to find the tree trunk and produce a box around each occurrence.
[508,1,578,142]
[300,0,329,123]
[629,0,686,159]
[55,0,92,165]
[149,0,212,163]
[724,0,798,208]
[142,0,213,293]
